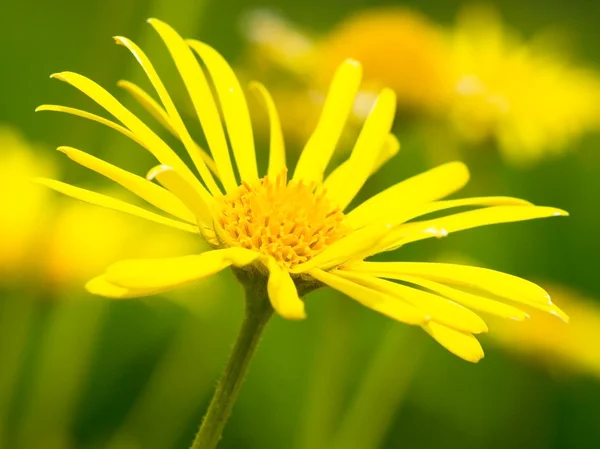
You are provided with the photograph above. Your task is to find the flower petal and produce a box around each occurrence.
[337,270,488,334]
[117,80,220,178]
[293,59,363,184]
[423,322,484,363]
[309,269,427,325]
[324,88,397,209]
[113,36,222,197]
[379,205,568,251]
[36,104,141,144]
[351,261,568,320]
[105,248,259,290]
[383,196,532,227]
[37,102,219,180]
[290,222,392,274]
[146,19,237,192]
[117,80,176,134]
[49,72,205,198]
[372,134,401,174]
[346,161,470,229]
[35,178,199,233]
[147,165,213,226]
[86,276,163,299]
[249,81,287,179]
[187,39,259,182]
[57,146,196,223]
[391,274,530,321]
[266,259,305,320]
[322,133,399,200]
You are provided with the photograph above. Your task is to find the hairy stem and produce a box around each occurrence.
[190,285,273,449]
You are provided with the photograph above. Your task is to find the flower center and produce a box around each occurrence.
[217,173,349,268]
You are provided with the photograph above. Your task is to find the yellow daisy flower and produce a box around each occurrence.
[448,6,600,165]
[0,127,56,278]
[37,19,568,363]
[490,283,600,379]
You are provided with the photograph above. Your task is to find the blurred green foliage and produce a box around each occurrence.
[1,0,600,448]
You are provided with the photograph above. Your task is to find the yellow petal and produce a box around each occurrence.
[266,259,305,320]
[105,248,259,290]
[324,88,397,209]
[35,178,198,233]
[346,161,470,229]
[36,104,143,145]
[37,102,222,181]
[57,146,196,223]
[290,222,392,274]
[392,275,530,321]
[117,80,220,179]
[146,19,237,192]
[113,36,221,198]
[293,59,363,184]
[309,269,427,325]
[116,80,176,134]
[147,165,213,226]
[352,262,568,320]
[372,134,400,174]
[187,39,259,182]
[323,133,399,198]
[86,276,163,299]
[49,72,204,196]
[382,205,568,249]
[385,196,532,227]
[249,81,287,179]
[423,322,484,363]
[337,271,488,334]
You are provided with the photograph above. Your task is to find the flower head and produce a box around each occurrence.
[241,8,448,148]
[37,19,568,362]
[0,127,56,277]
[448,5,600,165]
[0,126,194,290]
[490,284,600,379]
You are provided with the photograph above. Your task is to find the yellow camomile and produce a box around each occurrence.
[0,125,196,289]
[448,6,600,165]
[490,284,600,379]
[241,8,448,146]
[36,19,568,362]
[0,127,55,278]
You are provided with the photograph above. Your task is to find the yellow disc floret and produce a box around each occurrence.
[217,172,349,268]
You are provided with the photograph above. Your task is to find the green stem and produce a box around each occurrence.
[190,286,273,449]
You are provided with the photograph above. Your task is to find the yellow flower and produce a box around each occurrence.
[241,8,448,148]
[0,125,196,290]
[37,19,568,362]
[0,127,56,278]
[314,8,449,114]
[489,284,600,379]
[448,5,600,165]
[41,199,198,290]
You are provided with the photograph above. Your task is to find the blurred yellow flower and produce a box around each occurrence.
[38,19,568,362]
[0,125,196,290]
[490,284,600,379]
[315,8,449,114]
[242,8,448,149]
[244,6,600,166]
[41,200,197,290]
[0,127,56,278]
[448,5,600,165]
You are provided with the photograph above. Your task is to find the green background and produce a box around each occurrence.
[1,0,599,448]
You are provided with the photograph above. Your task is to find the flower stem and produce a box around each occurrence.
[190,285,273,449]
